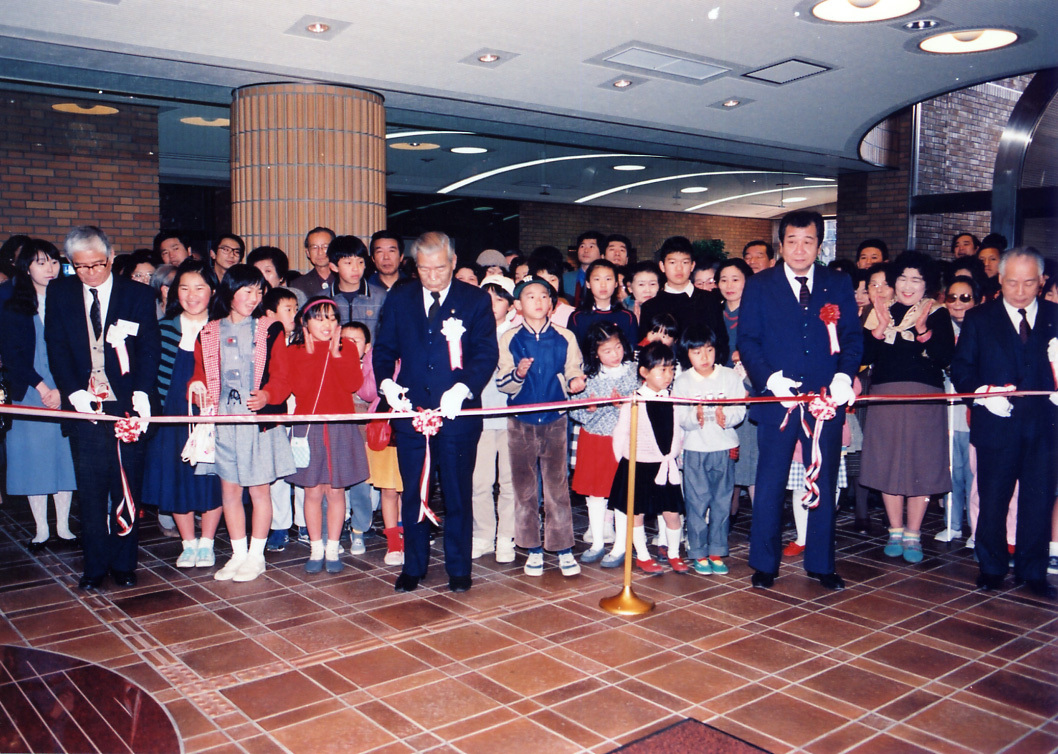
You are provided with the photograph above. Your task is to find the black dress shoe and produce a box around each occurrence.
[394,573,420,592]
[751,571,775,589]
[58,536,80,549]
[976,573,1004,592]
[448,575,472,593]
[78,575,104,591]
[1014,577,1057,599]
[27,539,51,553]
[851,518,870,534]
[111,570,137,587]
[807,571,846,590]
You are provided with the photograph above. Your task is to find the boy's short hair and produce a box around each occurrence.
[263,286,297,313]
[638,341,676,371]
[513,275,558,305]
[247,246,290,278]
[677,323,724,369]
[656,236,694,262]
[527,255,563,280]
[327,235,370,265]
[343,320,371,344]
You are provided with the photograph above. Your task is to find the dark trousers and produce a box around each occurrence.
[396,428,479,580]
[68,420,143,580]
[976,433,1056,582]
[750,414,842,575]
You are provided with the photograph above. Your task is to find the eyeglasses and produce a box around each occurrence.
[946,293,974,303]
[307,244,330,253]
[216,245,242,257]
[72,260,109,273]
[131,272,152,283]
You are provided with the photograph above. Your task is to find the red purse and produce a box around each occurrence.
[366,419,391,451]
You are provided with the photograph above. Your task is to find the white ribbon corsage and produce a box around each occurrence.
[105,319,140,375]
[441,317,465,370]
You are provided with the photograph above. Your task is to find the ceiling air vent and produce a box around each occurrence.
[744,59,831,85]
[590,42,736,85]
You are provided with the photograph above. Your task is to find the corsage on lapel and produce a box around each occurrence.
[106,319,140,375]
[441,316,465,369]
[819,304,840,355]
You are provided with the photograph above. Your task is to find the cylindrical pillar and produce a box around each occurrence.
[230,83,385,268]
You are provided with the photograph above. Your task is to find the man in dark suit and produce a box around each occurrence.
[951,247,1057,599]
[372,231,499,593]
[739,211,862,591]
[45,226,160,591]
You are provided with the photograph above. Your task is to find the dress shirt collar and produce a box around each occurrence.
[422,282,452,315]
[1002,297,1037,330]
[664,282,694,297]
[783,263,815,298]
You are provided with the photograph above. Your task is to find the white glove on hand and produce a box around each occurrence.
[132,391,151,420]
[379,378,413,413]
[828,373,856,408]
[1047,337,1058,365]
[68,389,99,415]
[439,383,471,420]
[974,384,1014,418]
[766,371,802,409]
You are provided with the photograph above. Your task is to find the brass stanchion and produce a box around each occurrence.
[600,393,655,615]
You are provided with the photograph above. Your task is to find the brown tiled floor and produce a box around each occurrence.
[0,499,1055,754]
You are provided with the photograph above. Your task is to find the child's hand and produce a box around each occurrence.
[187,381,211,411]
[568,376,586,394]
[246,388,269,411]
[715,406,726,429]
[330,326,342,358]
[696,403,706,427]
[586,393,597,412]
[515,357,533,379]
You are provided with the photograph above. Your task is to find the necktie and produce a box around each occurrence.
[795,276,810,307]
[428,291,441,321]
[1018,308,1030,343]
[89,288,102,339]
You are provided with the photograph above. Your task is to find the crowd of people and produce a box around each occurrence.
[0,211,1055,599]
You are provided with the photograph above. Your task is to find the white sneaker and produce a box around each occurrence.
[384,549,404,566]
[965,536,975,549]
[214,555,246,581]
[934,528,962,543]
[195,546,215,568]
[524,551,544,576]
[176,546,198,569]
[232,555,266,582]
[495,537,516,563]
[471,538,494,559]
[558,552,581,577]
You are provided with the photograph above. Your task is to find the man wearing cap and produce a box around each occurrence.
[373,232,499,593]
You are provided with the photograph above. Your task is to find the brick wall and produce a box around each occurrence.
[518,201,773,262]
[0,90,160,253]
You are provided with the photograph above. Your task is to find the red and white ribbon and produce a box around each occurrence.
[779,388,838,510]
[105,320,140,376]
[441,318,465,370]
[412,409,443,525]
[819,304,841,355]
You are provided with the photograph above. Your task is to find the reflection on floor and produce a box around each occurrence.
[0,499,1054,754]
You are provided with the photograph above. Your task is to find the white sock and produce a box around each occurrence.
[666,527,682,559]
[27,495,49,542]
[230,537,248,559]
[610,510,627,556]
[182,538,198,551]
[632,526,651,561]
[586,497,607,550]
[793,491,810,546]
[325,540,340,560]
[310,540,324,560]
[1050,541,1058,557]
[248,537,267,558]
[198,537,214,552]
[53,491,74,539]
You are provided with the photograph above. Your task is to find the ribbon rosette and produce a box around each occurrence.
[819,304,841,355]
[779,388,839,510]
[110,413,145,537]
[412,409,444,525]
[441,317,465,370]
[105,320,140,375]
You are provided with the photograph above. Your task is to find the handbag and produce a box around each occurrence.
[291,350,330,469]
[181,401,215,466]
[366,418,391,451]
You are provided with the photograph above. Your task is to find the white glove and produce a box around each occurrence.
[132,391,151,420]
[1048,337,1058,365]
[68,389,99,415]
[439,383,471,420]
[766,371,802,409]
[828,373,856,408]
[974,384,1014,418]
[379,378,413,413]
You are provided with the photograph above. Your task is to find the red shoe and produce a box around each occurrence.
[668,557,690,574]
[782,542,806,557]
[636,558,664,575]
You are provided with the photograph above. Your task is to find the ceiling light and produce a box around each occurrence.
[386,130,473,140]
[612,79,634,88]
[52,103,118,115]
[904,19,938,30]
[680,186,709,194]
[473,206,493,211]
[180,116,230,127]
[450,146,489,154]
[804,177,836,182]
[389,142,440,151]
[919,28,1018,53]
[306,22,330,33]
[812,0,919,22]
[722,99,741,108]
[477,53,500,63]
[438,153,652,194]
[613,164,646,171]
[784,196,808,203]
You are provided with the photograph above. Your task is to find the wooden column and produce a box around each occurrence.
[230,83,385,268]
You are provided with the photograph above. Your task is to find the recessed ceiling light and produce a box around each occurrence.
[722,99,741,108]
[180,116,230,127]
[919,28,1018,53]
[612,79,634,88]
[613,164,646,171]
[812,0,920,23]
[904,19,938,30]
[450,146,489,154]
[306,22,330,33]
[784,196,808,203]
[389,142,440,151]
[52,103,118,115]
[477,53,500,63]
[680,186,709,194]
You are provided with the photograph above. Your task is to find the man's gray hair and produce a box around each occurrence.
[411,231,455,263]
[64,225,113,260]
[998,246,1044,277]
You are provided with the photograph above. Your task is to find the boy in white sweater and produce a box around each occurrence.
[673,324,746,574]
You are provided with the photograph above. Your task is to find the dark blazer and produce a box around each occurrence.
[0,302,43,402]
[950,298,1057,449]
[372,279,499,437]
[637,288,730,360]
[739,264,862,425]
[44,274,161,415]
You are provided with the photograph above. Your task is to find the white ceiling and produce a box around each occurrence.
[1,0,1054,218]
